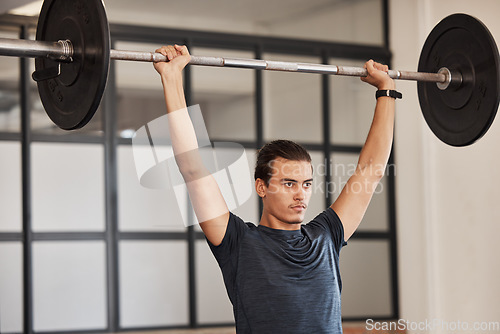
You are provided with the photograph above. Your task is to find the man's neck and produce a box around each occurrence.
[259,212,301,231]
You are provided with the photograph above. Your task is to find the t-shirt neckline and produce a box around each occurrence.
[257,224,303,239]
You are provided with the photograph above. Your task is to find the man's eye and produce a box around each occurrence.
[284,182,294,187]
[304,182,312,188]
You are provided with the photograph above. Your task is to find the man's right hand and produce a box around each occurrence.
[153,44,191,77]
[360,59,395,90]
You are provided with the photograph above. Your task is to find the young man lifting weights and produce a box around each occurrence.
[153,44,396,334]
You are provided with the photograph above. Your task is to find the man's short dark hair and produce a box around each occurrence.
[254,140,312,186]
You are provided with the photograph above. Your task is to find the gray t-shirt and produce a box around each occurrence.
[208,208,347,334]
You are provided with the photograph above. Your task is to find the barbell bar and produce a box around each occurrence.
[113,50,453,85]
[0,37,450,83]
[0,0,498,147]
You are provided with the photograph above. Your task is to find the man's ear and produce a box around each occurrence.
[255,178,267,198]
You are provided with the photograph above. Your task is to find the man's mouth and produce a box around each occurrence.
[291,204,307,211]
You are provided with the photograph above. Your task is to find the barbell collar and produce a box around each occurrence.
[436,67,463,90]
[0,37,73,61]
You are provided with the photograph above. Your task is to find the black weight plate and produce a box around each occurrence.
[418,14,500,146]
[35,0,110,130]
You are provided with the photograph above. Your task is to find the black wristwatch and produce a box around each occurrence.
[376,89,402,100]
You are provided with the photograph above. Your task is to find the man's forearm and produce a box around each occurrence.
[162,72,187,114]
[161,71,206,179]
[357,95,395,178]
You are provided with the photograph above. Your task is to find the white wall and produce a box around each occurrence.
[390,0,500,332]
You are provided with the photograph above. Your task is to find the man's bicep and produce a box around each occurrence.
[330,173,379,241]
[185,174,230,246]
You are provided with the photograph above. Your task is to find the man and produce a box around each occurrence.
[154,44,396,333]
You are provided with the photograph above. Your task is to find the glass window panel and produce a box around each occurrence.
[118,145,187,231]
[329,58,377,146]
[0,242,23,333]
[263,53,322,144]
[340,240,393,317]
[191,47,255,142]
[119,240,189,328]
[230,149,259,224]
[31,143,105,232]
[196,240,234,324]
[263,0,383,45]
[104,0,383,45]
[0,141,21,232]
[33,241,107,331]
[0,30,20,133]
[115,41,166,137]
[192,148,259,232]
[304,151,327,224]
[330,153,388,231]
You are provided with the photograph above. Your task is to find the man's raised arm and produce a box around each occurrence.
[331,60,396,241]
[154,45,229,246]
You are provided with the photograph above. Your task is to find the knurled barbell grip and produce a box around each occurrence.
[110,50,448,84]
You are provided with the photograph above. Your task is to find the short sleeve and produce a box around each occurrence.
[206,212,250,267]
[308,208,347,252]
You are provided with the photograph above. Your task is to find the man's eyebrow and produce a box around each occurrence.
[281,178,298,183]
[281,178,314,182]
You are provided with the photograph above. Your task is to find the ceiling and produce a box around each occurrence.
[1,0,380,46]
[104,0,350,25]
[2,0,360,31]
[0,0,36,14]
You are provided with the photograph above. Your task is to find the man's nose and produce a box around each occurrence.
[294,186,306,200]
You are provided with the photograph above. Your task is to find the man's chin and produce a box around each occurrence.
[284,212,306,224]
[284,220,302,225]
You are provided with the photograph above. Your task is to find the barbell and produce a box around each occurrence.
[0,0,499,146]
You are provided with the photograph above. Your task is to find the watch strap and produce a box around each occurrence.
[376,89,402,99]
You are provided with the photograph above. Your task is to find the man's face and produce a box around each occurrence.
[258,157,313,225]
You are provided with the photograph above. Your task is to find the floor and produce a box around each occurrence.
[119,328,235,334]
[116,322,406,334]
